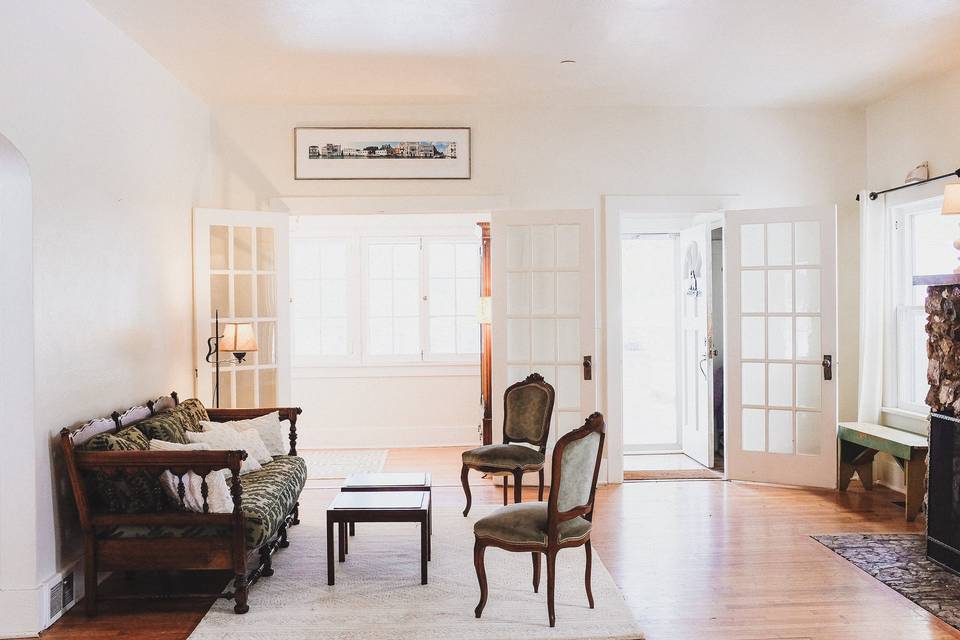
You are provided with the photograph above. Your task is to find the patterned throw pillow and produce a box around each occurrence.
[82,426,150,452]
[171,398,209,432]
[133,412,189,444]
[80,427,163,513]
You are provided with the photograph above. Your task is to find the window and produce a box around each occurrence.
[291,223,480,366]
[291,237,353,360]
[426,240,481,357]
[365,240,421,357]
[889,197,951,414]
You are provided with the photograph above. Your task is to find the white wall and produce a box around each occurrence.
[0,1,212,634]
[865,68,960,491]
[212,103,865,432]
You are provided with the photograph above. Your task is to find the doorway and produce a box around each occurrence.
[620,222,724,480]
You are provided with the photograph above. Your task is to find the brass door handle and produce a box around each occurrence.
[822,355,833,381]
[583,355,592,381]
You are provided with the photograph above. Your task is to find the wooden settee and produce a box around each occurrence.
[60,392,304,615]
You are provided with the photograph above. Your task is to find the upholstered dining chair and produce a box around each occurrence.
[472,412,606,628]
[460,373,555,517]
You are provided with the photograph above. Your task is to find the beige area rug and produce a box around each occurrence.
[301,448,388,479]
[189,507,643,640]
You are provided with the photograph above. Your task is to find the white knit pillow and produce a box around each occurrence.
[148,439,233,513]
[185,428,263,475]
[200,412,286,457]
[202,422,273,465]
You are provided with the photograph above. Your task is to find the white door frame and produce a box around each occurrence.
[603,195,739,483]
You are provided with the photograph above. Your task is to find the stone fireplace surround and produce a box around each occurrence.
[919,275,960,573]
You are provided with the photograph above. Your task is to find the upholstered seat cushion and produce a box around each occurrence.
[462,444,545,471]
[96,455,307,548]
[474,502,591,546]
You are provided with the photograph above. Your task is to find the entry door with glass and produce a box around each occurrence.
[724,206,837,488]
[491,210,597,457]
[194,208,290,408]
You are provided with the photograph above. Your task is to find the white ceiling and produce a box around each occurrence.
[89,0,960,108]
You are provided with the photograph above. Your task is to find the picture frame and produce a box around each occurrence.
[294,127,471,180]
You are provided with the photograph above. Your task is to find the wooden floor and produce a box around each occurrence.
[39,446,958,640]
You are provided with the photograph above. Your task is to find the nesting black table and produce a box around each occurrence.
[326,489,431,585]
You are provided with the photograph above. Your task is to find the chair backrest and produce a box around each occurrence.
[547,412,605,537]
[502,373,555,451]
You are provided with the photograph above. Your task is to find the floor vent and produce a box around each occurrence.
[44,566,77,627]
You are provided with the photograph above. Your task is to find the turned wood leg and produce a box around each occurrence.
[278,523,290,549]
[538,468,545,501]
[474,539,488,618]
[292,502,300,526]
[233,573,249,614]
[546,549,557,628]
[513,469,523,505]
[502,475,508,505]
[84,536,98,617]
[326,517,335,585]
[259,546,274,577]
[905,451,927,522]
[532,552,541,593]
[584,541,594,609]
[461,464,472,517]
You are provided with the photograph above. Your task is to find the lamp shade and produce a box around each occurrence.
[943,184,960,215]
[477,296,492,324]
[220,322,258,352]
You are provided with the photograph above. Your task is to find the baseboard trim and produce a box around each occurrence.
[0,586,42,638]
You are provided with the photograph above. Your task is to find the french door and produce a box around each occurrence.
[724,206,837,488]
[679,223,714,468]
[491,210,597,462]
[193,208,290,408]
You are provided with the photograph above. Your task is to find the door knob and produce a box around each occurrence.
[822,355,833,381]
[583,355,592,381]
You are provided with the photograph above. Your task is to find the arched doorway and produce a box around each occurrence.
[0,132,38,636]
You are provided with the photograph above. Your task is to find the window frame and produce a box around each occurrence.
[422,237,483,364]
[885,195,945,417]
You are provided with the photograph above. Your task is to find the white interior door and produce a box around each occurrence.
[491,210,597,464]
[194,208,290,408]
[724,206,837,488]
[679,223,714,467]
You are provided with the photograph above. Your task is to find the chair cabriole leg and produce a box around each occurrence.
[546,548,557,627]
[461,464,472,517]
[532,551,541,593]
[585,541,594,608]
[474,538,488,618]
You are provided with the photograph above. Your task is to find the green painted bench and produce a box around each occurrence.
[838,422,928,521]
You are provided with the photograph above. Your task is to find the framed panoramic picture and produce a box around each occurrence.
[294,127,471,180]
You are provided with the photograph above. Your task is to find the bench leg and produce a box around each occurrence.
[839,461,856,491]
[904,451,927,522]
[855,461,874,490]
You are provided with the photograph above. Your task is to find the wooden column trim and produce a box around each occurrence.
[479,221,493,445]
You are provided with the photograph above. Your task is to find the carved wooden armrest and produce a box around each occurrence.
[205,407,303,456]
[74,450,247,517]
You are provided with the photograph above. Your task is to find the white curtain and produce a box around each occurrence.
[857,190,887,423]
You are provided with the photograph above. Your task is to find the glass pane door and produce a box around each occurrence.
[724,206,837,488]
[195,209,290,408]
[492,210,596,453]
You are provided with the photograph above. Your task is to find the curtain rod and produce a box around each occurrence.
[856,168,960,202]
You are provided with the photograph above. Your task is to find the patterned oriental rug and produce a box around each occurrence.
[190,507,644,640]
[300,448,388,479]
[814,533,960,630]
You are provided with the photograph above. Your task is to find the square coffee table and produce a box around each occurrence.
[326,491,431,586]
[341,472,432,541]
